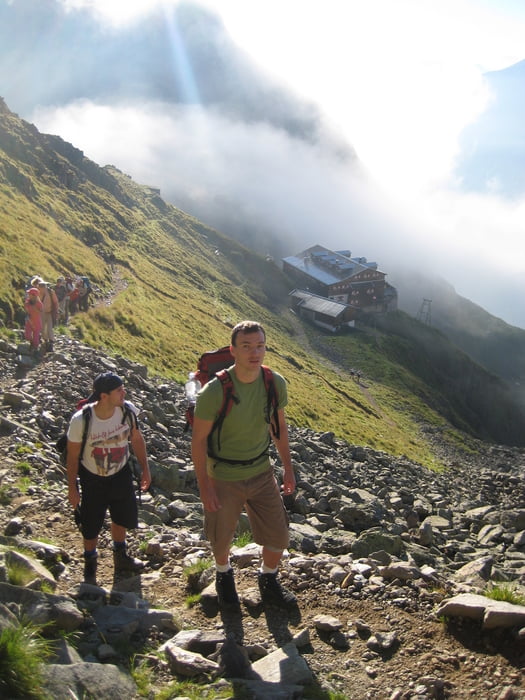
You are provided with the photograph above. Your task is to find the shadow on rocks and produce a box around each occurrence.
[219,604,245,645]
[110,571,144,599]
[263,601,302,647]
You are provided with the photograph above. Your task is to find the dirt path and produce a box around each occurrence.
[92,266,128,308]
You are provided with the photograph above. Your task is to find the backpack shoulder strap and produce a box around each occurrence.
[122,400,142,501]
[79,405,92,463]
[123,400,138,432]
[261,366,280,439]
[208,369,239,453]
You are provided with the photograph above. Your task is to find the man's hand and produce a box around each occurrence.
[68,486,80,509]
[141,465,152,491]
[281,466,296,496]
[199,480,221,512]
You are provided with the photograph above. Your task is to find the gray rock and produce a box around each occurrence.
[4,548,57,591]
[41,662,136,700]
[251,642,313,685]
[164,642,220,677]
[351,529,405,558]
[0,583,83,632]
[453,555,494,585]
[435,593,525,629]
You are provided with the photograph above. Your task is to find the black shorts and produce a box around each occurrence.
[79,462,138,540]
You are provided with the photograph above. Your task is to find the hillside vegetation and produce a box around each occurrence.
[392,269,525,392]
[1,97,524,465]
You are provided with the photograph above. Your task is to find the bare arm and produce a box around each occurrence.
[271,408,296,495]
[191,416,221,512]
[130,426,151,491]
[66,440,81,509]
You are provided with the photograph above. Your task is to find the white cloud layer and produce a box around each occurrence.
[33,96,525,327]
[33,0,525,328]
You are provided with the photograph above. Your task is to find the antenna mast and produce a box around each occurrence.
[416,298,432,325]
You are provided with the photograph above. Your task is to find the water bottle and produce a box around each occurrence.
[184,372,201,405]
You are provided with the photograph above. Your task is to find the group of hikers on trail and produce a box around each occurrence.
[65,320,298,610]
[23,274,92,353]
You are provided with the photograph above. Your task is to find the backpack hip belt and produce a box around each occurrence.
[207,442,271,466]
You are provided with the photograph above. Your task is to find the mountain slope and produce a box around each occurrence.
[391,268,525,395]
[1,98,524,459]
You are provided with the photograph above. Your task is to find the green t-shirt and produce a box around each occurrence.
[194,366,288,481]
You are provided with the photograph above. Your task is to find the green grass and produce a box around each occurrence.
[183,558,213,594]
[232,530,253,548]
[15,461,32,475]
[185,592,202,608]
[15,445,34,456]
[7,562,36,587]
[33,536,57,546]
[154,680,242,700]
[138,531,156,553]
[0,621,52,699]
[483,583,525,605]
[131,657,155,697]
[14,476,31,493]
[0,484,12,505]
[183,559,213,577]
[303,683,349,699]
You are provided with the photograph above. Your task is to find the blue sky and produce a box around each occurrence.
[4,0,525,326]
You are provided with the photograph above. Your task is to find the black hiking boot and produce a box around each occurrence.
[258,572,297,608]
[83,553,98,586]
[113,548,145,577]
[215,568,240,607]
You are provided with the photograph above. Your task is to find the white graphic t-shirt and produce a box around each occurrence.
[67,402,138,477]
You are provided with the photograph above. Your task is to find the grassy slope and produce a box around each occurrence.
[392,269,525,388]
[0,101,516,466]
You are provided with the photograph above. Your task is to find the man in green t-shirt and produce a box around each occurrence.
[191,320,297,609]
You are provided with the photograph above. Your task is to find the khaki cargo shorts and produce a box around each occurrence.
[204,468,289,555]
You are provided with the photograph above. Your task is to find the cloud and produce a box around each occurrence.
[60,0,159,26]
[33,96,525,329]
[6,0,525,328]
[33,99,386,249]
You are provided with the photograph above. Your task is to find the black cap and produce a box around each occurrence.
[87,372,123,403]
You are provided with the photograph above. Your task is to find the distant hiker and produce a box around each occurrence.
[66,372,151,586]
[191,320,297,610]
[33,277,58,352]
[54,276,69,324]
[68,277,80,315]
[23,287,43,351]
[77,276,91,312]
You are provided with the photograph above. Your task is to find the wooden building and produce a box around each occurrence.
[283,244,397,313]
[289,289,356,332]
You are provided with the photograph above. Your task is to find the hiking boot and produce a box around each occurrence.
[113,548,145,577]
[83,553,98,585]
[258,572,297,608]
[215,568,240,607]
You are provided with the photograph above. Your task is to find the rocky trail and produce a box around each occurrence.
[0,333,525,699]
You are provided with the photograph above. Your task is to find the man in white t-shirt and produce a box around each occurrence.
[66,372,151,585]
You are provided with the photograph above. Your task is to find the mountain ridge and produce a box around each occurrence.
[1,97,525,456]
